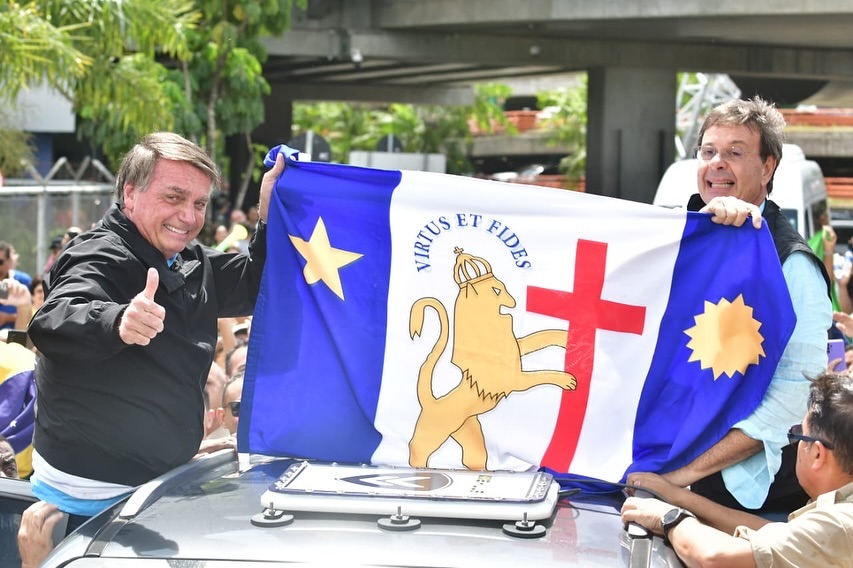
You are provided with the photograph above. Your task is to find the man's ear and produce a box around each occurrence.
[203,408,215,431]
[762,156,778,189]
[811,442,833,473]
[122,183,136,212]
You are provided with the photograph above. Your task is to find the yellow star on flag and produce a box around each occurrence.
[289,217,363,300]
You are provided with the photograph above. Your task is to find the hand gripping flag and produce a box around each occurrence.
[239,146,796,483]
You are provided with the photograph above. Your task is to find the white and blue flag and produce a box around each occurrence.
[239,146,795,483]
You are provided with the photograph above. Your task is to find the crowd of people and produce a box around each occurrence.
[2,98,853,566]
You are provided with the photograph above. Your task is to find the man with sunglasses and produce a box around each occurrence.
[633,97,833,515]
[622,372,853,567]
[222,373,243,435]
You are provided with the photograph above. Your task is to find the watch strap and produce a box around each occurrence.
[661,507,695,545]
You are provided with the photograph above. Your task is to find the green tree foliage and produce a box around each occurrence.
[0,0,200,170]
[170,0,305,198]
[293,102,475,175]
[0,126,34,178]
[537,75,588,180]
[42,0,201,164]
[0,1,91,173]
[291,84,514,176]
[470,83,517,135]
[0,2,90,101]
[1,0,304,188]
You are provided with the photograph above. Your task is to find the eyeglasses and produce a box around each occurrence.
[228,400,240,417]
[695,145,759,163]
[787,423,834,449]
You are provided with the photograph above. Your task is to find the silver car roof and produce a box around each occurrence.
[43,451,683,567]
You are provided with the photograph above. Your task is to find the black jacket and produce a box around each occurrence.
[29,206,266,486]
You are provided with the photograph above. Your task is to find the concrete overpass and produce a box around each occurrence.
[255,0,853,204]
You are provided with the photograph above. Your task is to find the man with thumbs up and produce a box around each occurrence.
[26,132,285,527]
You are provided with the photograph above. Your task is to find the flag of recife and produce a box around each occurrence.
[239,146,796,483]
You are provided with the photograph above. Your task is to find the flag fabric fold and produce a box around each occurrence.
[1,342,37,478]
[239,147,795,484]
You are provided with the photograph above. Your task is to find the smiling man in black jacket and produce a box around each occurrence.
[27,132,284,524]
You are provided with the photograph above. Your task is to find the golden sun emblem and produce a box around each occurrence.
[684,294,765,380]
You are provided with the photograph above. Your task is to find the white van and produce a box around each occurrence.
[654,143,829,241]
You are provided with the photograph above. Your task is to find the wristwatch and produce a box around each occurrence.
[660,507,695,545]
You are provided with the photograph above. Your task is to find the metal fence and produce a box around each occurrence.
[0,184,114,277]
[0,157,114,277]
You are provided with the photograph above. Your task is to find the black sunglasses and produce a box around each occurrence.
[228,400,240,417]
[787,423,834,449]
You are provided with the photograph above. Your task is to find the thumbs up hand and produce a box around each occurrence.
[117,267,166,345]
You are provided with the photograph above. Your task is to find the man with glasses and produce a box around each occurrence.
[630,97,832,514]
[622,372,853,567]
[222,373,243,435]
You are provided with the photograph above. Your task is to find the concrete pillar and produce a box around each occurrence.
[256,86,294,151]
[586,67,676,204]
[228,89,294,209]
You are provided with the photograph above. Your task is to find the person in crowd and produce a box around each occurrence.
[43,236,64,274]
[0,278,32,337]
[833,312,853,343]
[226,209,251,253]
[28,276,44,314]
[224,342,248,379]
[1,434,18,478]
[60,226,81,247]
[26,132,284,528]
[230,208,247,227]
[232,318,250,343]
[246,204,261,234]
[214,316,242,370]
[7,243,32,287]
[809,204,837,284]
[633,97,833,514]
[1,275,44,331]
[808,203,844,321]
[0,241,32,330]
[221,372,244,436]
[622,372,853,567]
[837,252,852,315]
[203,361,231,440]
[213,224,229,247]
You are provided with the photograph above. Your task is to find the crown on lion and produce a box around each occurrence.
[453,247,493,288]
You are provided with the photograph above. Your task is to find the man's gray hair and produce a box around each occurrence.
[114,132,220,207]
